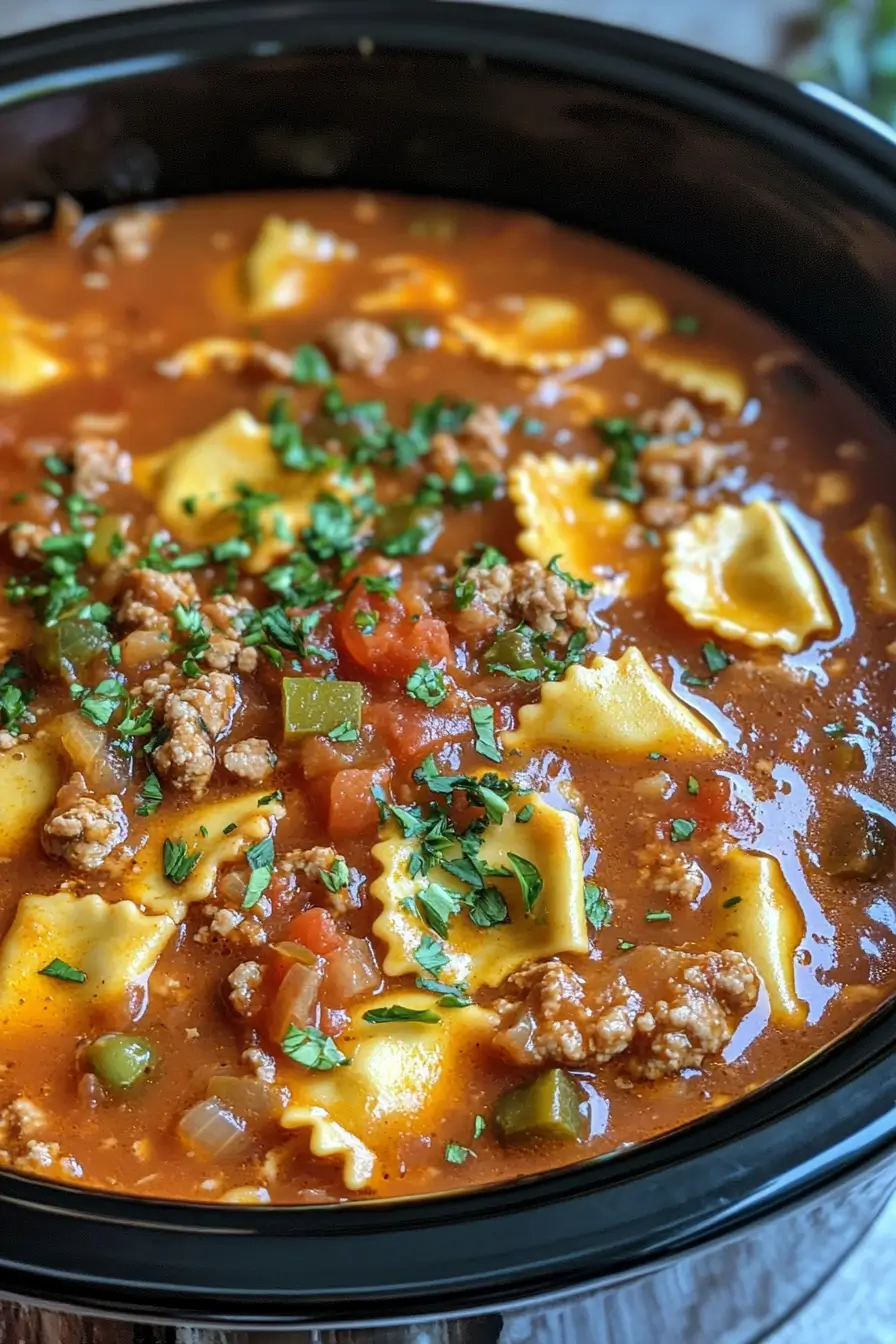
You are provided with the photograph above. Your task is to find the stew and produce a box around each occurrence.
[0,190,892,1204]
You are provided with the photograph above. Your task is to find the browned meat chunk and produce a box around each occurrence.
[222,737,276,784]
[150,672,237,797]
[8,522,52,561]
[455,558,594,641]
[228,961,264,1017]
[41,771,128,871]
[117,569,199,632]
[429,402,508,481]
[493,947,759,1080]
[71,437,131,499]
[324,318,398,377]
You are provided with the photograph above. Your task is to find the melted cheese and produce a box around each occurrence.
[124,793,285,921]
[0,295,70,396]
[509,452,659,597]
[282,991,495,1192]
[131,409,350,574]
[504,647,724,759]
[850,504,896,614]
[0,738,64,858]
[664,501,835,653]
[639,346,746,416]
[243,215,358,317]
[371,790,586,988]
[355,253,459,313]
[448,296,604,372]
[714,851,807,1027]
[0,892,176,1032]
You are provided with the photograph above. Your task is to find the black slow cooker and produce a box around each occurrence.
[0,4,893,1339]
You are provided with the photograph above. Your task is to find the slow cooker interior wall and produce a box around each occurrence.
[0,48,894,417]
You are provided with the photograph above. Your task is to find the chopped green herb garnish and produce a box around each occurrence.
[354,609,379,634]
[320,857,350,892]
[687,775,700,795]
[670,818,697,842]
[646,910,672,923]
[703,640,733,674]
[38,958,86,984]
[617,939,637,952]
[584,882,612,930]
[547,554,594,596]
[242,865,272,910]
[222,822,238,835]
[445,1141,475,1165]
[281,1024,348,1071]
[246,835,275,871]
[136,773,163,817]
[292,343,333,385]
[671,313,700,334]
[470,704,501,763]
[823,721,846,738]
[596,417,648,504]
[257,790,283,806]
[414,935,449,977]
[362,1004,440,1025]
[162,837,202,885]
[328,719,360,742]
[406,659,448,706]
[473,1114,487,1139]
[723,895,742,909]
[515,803,534,824]
[507,852,543,914]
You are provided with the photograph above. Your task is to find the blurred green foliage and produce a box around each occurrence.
[793,0,896,124]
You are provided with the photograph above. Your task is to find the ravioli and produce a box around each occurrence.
[155,337,291,381]
[124,792,285,920]
[0,295,70,396]
[355,253,459,313]
[664,501,835,652]
[850,504,896,614]
[714,851,807,1027]
[505,647,724,760]
[608,291,669,339]
[243,215,358,317]
[508,452,659,596]
[282,991,495,1191]
[279,1105,376,1191]
[131,409,349,573]
[370,790,587,988]
[639,346,747,416]
[0,738,64,859]
[448,296,604,372]
[0,892,177,1032]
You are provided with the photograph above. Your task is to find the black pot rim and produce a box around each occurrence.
[0,0,893,1325]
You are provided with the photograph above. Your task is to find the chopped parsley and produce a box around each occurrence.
[470,704,501,763]
[645,910,672,923]
[687,775,700,795]
[617,939,637,952]
[292,343,333,385]
[242,865,272,910]
[38,958,86,984]
[671,313,700,334]
[72,677,124,728]
[473,1114,487,1139]
[507,852,543,914]
[246,835,275,871]
[136,772,163,817]
[354,609,379,634]
[406,659,448,706]
[362,1004,440,1025]
[596,417,648,505]
[670,817,697,842]
[328,720,359,742]
[445,1141,475,1165]
[547,554,594,597]
[320,857,350,893]
[703,640,733,675]
[415,882,462,938]
[515,803,534,824]
[117,697,154,739]
[823,721,846,738]
[723,895,742,909]
[257,790,283,806]
[0,660,34,736]
[162,837,202,885]
[584,882,612,930]
[281,1024,348,1071]
[414,935,449,977]
[173,602,211,676]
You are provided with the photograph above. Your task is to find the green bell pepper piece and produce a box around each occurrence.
[494,1068,582,1143]
[483,627,548,677]
[282,677,363,741]
[85,1033,155,1091]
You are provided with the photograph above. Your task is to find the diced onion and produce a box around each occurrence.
[58,711,131,793]
[219,1186,271,1204]
[266,958,324,1042]
[119,629,171,670]
[323,935,382,1003]
[177,1097,251,1160]
[207,1075,285,1125]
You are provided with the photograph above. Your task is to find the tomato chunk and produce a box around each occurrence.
[285,908,345,957]
[329,766,391,839]
[367,699,469,767]
[335,560,451,680]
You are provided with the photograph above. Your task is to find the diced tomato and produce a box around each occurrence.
[329,766,391,839]
[693,774,735,827]
[367,699,469,767]
[335,559,451,680]
[285,907,346,957]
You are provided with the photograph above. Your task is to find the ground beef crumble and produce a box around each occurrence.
[453,557,595,642]
[41,771,128,871]
[324,317,398,377]
[71,436,131,499]
[228,961,264,1017]
[222,737,276,784]
[145,671,237,797]
[493,948,759,1079]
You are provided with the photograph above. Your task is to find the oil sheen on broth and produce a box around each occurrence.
[0,191,891,1205]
